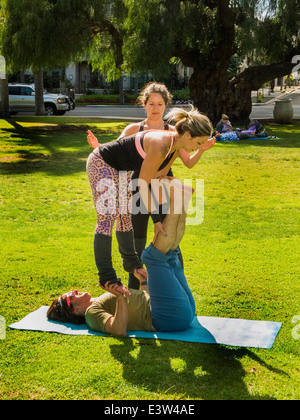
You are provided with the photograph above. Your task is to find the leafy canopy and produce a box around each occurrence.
[1,0,299,80]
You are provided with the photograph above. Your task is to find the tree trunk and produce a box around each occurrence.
[189,69,252,125]
[189,61,295,125]
[34,70,46,115]
[0,77,10,119]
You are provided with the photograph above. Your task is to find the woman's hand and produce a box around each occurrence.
[200,136,216,152]
[87,130,100,148]
[133,268,147,283]
[153,221,167,244]
[101,282,131,298]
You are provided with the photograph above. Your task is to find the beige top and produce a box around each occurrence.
[85,289,153,333]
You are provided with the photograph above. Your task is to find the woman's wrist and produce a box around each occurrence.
[151,212,161,224]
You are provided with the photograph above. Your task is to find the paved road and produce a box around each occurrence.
[68,90,300,120]
[16,89,300,120]
[250,104,300,120]
[66,103,300,120]
[250,89,300,120]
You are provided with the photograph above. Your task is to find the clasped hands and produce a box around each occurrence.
[100,267,147,297]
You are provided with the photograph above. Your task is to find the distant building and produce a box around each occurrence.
[10,60,194,95]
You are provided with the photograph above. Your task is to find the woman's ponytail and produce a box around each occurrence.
[165,106,213,138]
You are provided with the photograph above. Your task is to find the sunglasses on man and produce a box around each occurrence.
[58,290,77,308]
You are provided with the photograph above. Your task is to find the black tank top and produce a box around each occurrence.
[139,120,169,132]
[99,130,175,174]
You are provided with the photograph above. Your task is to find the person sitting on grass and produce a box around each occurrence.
[215,114,233,138]
[47,179,196,336]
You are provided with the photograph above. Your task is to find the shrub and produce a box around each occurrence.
[77,94,138,104]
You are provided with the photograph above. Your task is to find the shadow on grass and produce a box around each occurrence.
[2,120,299,178]
[109,339,288,400]
[0,151,88,176]
[0,119,118,176]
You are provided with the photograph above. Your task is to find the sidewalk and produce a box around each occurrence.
[252,86,300,103]
[250,87,300,120]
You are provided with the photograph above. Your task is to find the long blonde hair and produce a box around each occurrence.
[165,106,213,138]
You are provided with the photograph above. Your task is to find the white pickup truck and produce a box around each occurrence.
[8,83,72,115]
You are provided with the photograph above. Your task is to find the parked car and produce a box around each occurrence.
[8,83,71,115]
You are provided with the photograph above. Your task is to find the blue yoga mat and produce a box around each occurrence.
[9,306,281,349]
[216,136,279,142]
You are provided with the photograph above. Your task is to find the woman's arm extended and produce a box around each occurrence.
[179,137,216,169]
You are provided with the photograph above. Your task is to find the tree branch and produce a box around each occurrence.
[171,48,203,69]
[174,1,235,71]
[211,0,235,61]
[233,61,295,90]
[90,19,124,70]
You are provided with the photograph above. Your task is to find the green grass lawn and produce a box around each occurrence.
[0,117,299,400]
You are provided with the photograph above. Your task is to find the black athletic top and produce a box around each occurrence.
[99,121,174,224]
[99,130,175,174]
[139,120,169,132]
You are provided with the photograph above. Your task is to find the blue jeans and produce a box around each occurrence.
[142,244,195,332]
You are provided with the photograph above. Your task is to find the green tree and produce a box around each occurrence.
[87,0,128,103]
[1,1,299,121]
[0,0,99,114]
[121,0,300,122]
[0,4,9,118]
[1,0,96,70]
[0,0,127,107]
